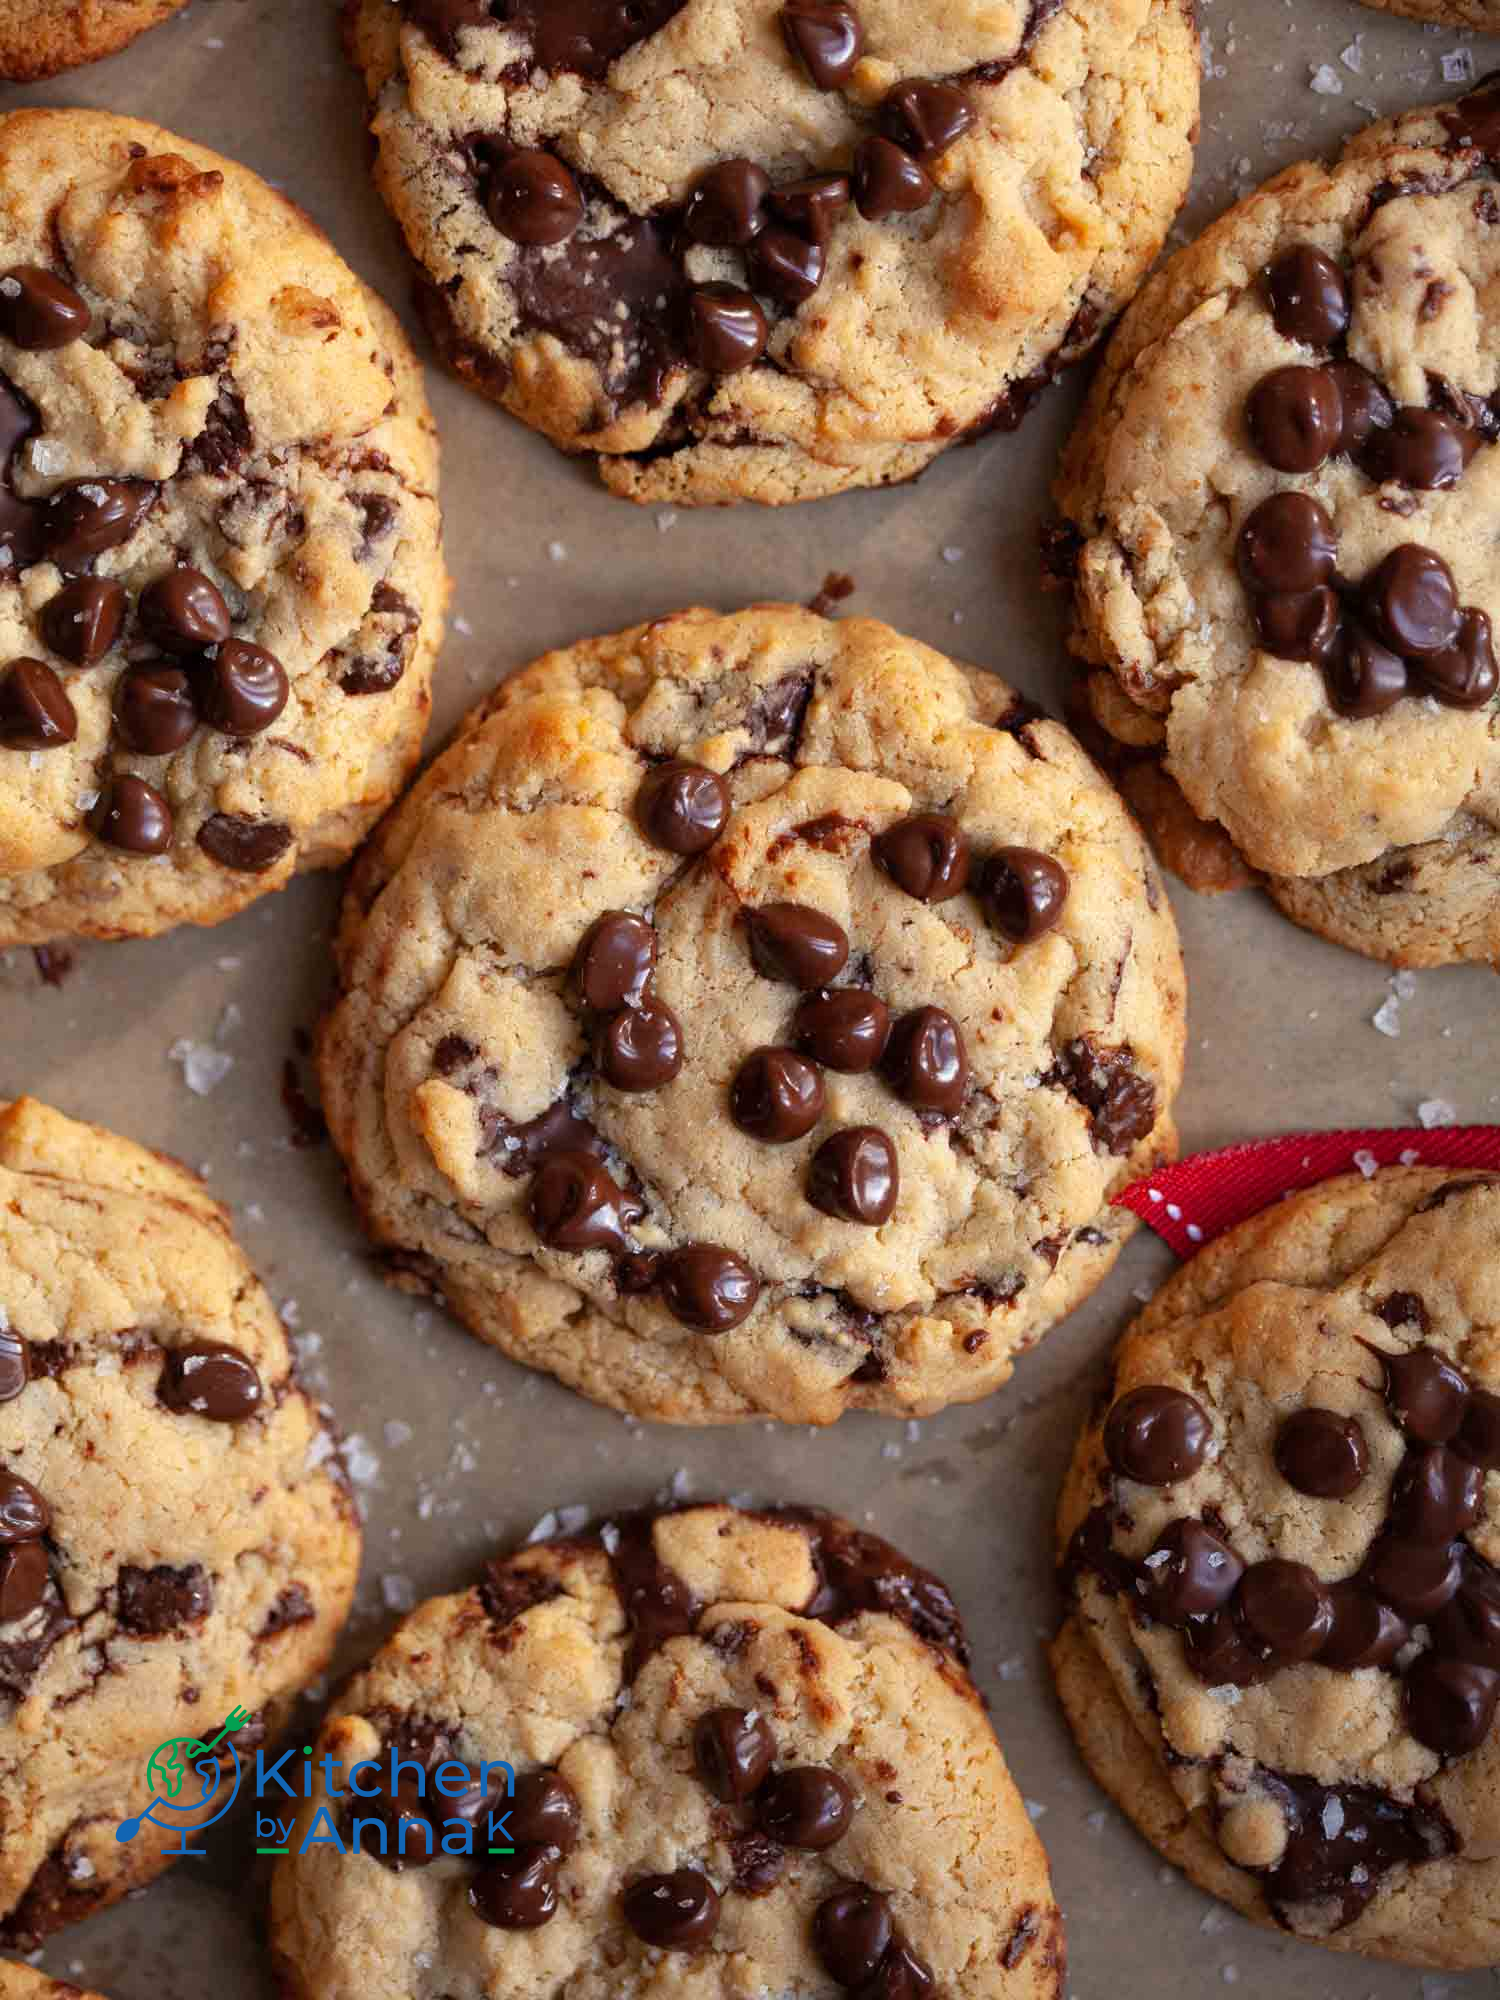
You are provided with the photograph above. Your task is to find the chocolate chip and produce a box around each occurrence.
[1359,407,1478,490]
[1184,1606,1273,1688]
[0,1540,47,1623]
[1455,1390,1500,1470]
[574,911,656,1011]
[158,1341,263,1421]
[745,902,849,987]
[780,0,862,88]
[873,813,969,903]
[1248,363,1343,475]
[456,0,683,76]
[659,1244,759,1330]
[1362,544,1461,659]
[769,174,850,245]
[815,1885,893,1986]
[1389,1444,1482,1544]
[747,227,826,305]
[1050,1036,1156,1154]
[859,1939,935,2000]
[40,479,155,570]
[1274,1409,1369,1498]
[882,1005,966,1114]
[1319,1582,1409,1671]
[684,160,770,247]
[361,1775,438,1872]
[1415,607,1499,709]
[1431,1554,1500,1668]
[1103,1385,1210,1485]
[852,137,934,221]
[193,637,289,735]
[0,266,89,349]
[113,665,198,755]
[685,284,767,373]
[487,149,584,245]
[1363,1534,1463,1619]
[792,987,890,1072]
[879,80,974,161]
[510,1768,582,1855]
[728,1828,787,1895]
[530,1149,644,1253]
[470,1847,560,1927]
[139,567,232,654]
[1237,1559,1333,1663]
[117,1561,213,1635]
[694,1705,776,1801]
[808,1127,898,1225]
[594,996,683,1091]
[1138,1518,1244,1624]
[42,577,125,666]
[1403,1655,1499,1754]
[1264,247,1349,346]
[0,376,40,570]
[730,1046,825,1142]
[636,760,729,854]
[0,658,75,749]
[1367,1342,1469,1443]
[624,1868,720,1950]
[1236,492,1338,595]
[1329,360,1392,454]
[90,775,173,855]
[756,1766,853,1849]
[0,1326,26,1403]
[196,814,293,873]
[981,847,1069,943]
[1326,624,1408,718]
[1253,585,1341,664]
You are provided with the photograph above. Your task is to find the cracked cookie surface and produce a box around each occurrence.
[319,604,1185,1425]
[1054,1167,1500,1969]
[0,1096,361,1949]
[0,108,447,947]
[342,0,1198,506]
[0,0,188,79]
[1055,84,1500,968]
[270,1499,1063,2000]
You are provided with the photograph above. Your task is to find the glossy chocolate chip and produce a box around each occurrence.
[684,160,770,246]
[1246,365,1343,474]
[730,1046,825,1142]
[364,1776,438,1872]
[1360,407,1478,490]
[1404,1655,1500,1754]
[880,80,974,161]
[636,760,729,854]
[41,478,155,570]
[0,1325,26,1402]
[1431,1556,1500,1668]
[1369,1342,1469,1443]
[815,1886,893,1987]
[0,1538,47,1623]
[1319,1581,1408,1671]
[748,227,826,305]
[595,997,683,1091]
[808,1126,898,1225]
[1326,624,1408,718]
[1364,1534,1464,1619]
[139,567,232,654]
[1253,585,1341,664]
[1138,1518,1244,1625]
[873,813,969,903]
[42,576,125,666]
[1416,608,1499,709]
[852,137,934,221]
[1184,1605,1274,1688]
[487,150,584,246]
[1329,360,1392,455]
[780,0,862,87]
[197,814,293,874]
[470,1847,560,1928]
[686,284,767,373]
[0,658,75,749]
[510,1768,583,1855]
[1363,544,1462,660]
[1103,1385,1210,1485]
[792,986,890,1072]
[530,1150,644,1253]
[882,1005,966,1114]
[981,847,1069,943]
[574,911,656,1011]
[114,665,198,755]
[1264,247,1349,346]
[90,775,173,854]
[770,174,850,245]
[659,1244,759,1331]
[624,1867,720,1950]
[858,1939,934,1999]
[1236,492,1338,595]
[1274,1408,1369,1498]
[158,1341,263,1421]
[1237,1559,1333,1662]
[0,266,90,349]
[745,902,849,987]
[0,1468,49,1542]
[194,638,289,735]
[1390,1444,1482,1544]
[756,1766,853,1849]
[694,1705,776,1801]
[1455,1390,1500,1470]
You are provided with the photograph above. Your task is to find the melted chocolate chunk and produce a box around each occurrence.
[92,775,173,855]
[529,1149,644,1252]
[193,637,289,736]
[1328,624,1408,718]
[981,846,1069,943]
[511,1768,582,1853]
[694,1705,776,1802]
[197,815,294,874]
[815,1886,893,1986]
[487,149,584,246]
[685,284,767,372]
[769,175,850,246]
[1247,364,1343,475]
[0,1325,27,1402]
[1260,1773,1452,1926]
[510,207,684,408]
[1274,1408,1369,1498]
[470,1848,559,1927]
[748,228,826,305]
[490,0,685,75]
[636,759,729,853]
[594,995,684,1091]
[601,1509,700,1679]
[158,1342,264,1421]
[0,267,90,350]
[1361,544,1461,658]
[0,375,40,570]
[1254,584,1341,665]
[1364,1340,1469,1443]
[1137,1518,1243,1624]
[1236,491,1338,595]
[0,1469,50,1541]
[114,665,198,755]
[852,137,935,220]
[1359,407,1479,490]
[790,1507,969,1663]
[1417,607,1499,709]
[117,1561,213,1635]
[1237,1559,1333,1664]
[757,1766,853,1849]
[483,1093,606,1176]
[1404,1654,1500,1754]
[0,1539,49,1624]
[728,1829,787,1895]
[1049,1037,1155,1153]
[807,1126,899,1225]
[0,1589,73,1701]
[140,567,231,654]
[41,479,155,571]
[879,81,974,161]
[745,903,849,987]
[684,160,769,247]
[0,659,75,749]
[780,0,862,88]
[659,1244,760,1331]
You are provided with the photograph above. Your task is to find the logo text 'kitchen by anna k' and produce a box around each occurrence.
[252,1744,517,1860]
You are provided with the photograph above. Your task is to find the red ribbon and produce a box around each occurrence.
[1114,1126,1500,1258]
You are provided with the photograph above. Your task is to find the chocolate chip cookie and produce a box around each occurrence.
[0,1971,102,2000]
[318,605,1185,1425]
[1055,81,1500,968]
[341,0,1199,506]
[271,1500,1063,1999]
[0,1096,361,1948]
[0,0,188,80]
[1054,1167,1500,1968]
[1358,0,1499,23]
[0,108,447,948]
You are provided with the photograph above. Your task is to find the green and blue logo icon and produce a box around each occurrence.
[115,1705,250,1858]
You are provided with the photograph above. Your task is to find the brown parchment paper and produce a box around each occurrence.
[5,1,1499,1994]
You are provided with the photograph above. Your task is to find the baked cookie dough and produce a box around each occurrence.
[1054,1166,1500,1968]
[0,108,447,947]
[319,604,1186,1425]
[1055,81,1500,967]
[0,1972,106,2000]
[0,0,187,80]
[342,0,1199,506]
[271,1500,1063,2000]
[1357,0,1500,25]
[0,1097,362,1948]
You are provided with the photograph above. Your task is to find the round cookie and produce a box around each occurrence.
[1053,1167,1500,1968]
[1054,81,1500,968]
[271,1500,1063,2000]
[0,0,188,80]
[318,604,1186,1425]
[0,1096,362,1948]
[341,0,1199,507]
[0,108,447,948]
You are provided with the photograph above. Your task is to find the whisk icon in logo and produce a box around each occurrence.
[115,1706,251,1858]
